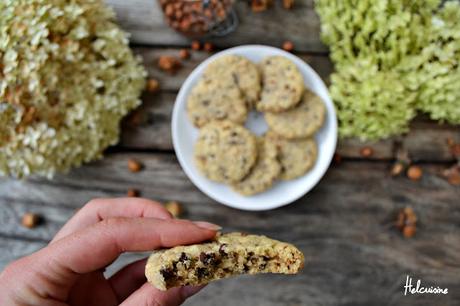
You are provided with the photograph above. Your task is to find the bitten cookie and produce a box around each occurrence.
[265,89,326,139]
[266,132,317,180]
[257,56,304,112]
[187,78,248,127]
[232,137,281,196]
[194,121,257,183]
[203,55,261,108]
[145,232,305,291]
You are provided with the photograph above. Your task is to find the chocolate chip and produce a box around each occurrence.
[160,268,175,280]
[179,252,189,263]
[219,244,228,256]
[197,267,209,279]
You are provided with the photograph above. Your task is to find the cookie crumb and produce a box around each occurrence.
[22,213,41,229]
[127,189,140,197]
[282,41,294,52]
[407,165,422,181]
[146,79,160,93]
[128,159,143,173]
[165,201,183,218]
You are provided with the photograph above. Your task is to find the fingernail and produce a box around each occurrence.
[193,221,222,231]
[182,285,206,297]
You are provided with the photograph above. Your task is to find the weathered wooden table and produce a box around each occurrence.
[1,1,459,305]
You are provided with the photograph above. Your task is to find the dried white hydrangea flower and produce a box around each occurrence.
[0,0,146,178]
[316,0,460,140]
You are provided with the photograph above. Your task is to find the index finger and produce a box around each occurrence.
[34,218,219,282]
[52,198,173,243]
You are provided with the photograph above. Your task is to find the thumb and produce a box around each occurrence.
[120,283,205,306]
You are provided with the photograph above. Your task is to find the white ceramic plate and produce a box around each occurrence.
[172,45,337,211]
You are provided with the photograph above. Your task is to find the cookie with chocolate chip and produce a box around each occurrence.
[265,89,326,139]
[257,56,304,112]
[266,132,317,180]
[232,137,281,195]
[203,55,261,108]
[187,78,248,127]
[194,120,257,183]
[145,232,305,291]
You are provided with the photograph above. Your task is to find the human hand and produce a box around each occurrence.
[0,198,220,306]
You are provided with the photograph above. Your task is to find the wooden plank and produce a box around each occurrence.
[0,154,459,304]
[0,236,46,271]
[134,48,334,91]
[106,0,327,52]
[121,91,460,161]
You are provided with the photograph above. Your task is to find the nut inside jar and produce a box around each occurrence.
[159,0,237,37]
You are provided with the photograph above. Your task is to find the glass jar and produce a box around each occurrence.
[158,0,238,37]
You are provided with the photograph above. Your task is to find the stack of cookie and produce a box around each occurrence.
[188,55,326,196]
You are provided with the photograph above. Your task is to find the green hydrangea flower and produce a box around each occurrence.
[316,0,460,140]
[0,0,146,178]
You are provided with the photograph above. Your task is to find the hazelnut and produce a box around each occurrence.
[179,49,190,60]
[203,42,214,52]
[191,40,201,51]
[360,146,374,158]
[165,201,183,218]
[128,159,143,173]
[146,79,160,93]
[333,153,342,164]
[158,55,181,73]
[390,162,404,176]
[283,0,294,9]
[22,213,40,229]
[450,143,460,158]
[402,225,416,238]
[127,189,140,197]
[407,165,422,181]
[282,41,294,52]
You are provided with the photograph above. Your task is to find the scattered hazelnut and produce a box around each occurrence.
[404,207,417,225]
[282,41,294,52]
[394,211,405,230]
[333,153,342,164]
[403,225,416,238]
[146,79,160,93]
[158,55,181,73]
[165,201,183,218]
[127,188,140,197]
[179,48,190,60]
[203,42,214,52]
[22,213,41,229]
[191,40,201,51]
[360,146,374,158]
[450,143,460,158]
[251,0,272,12]
[407,165,422,181]
[394,206,417,238]
[390,162,404,176]
[282,0,294,9]
[128,159,143,173]
[442,165,460,186]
